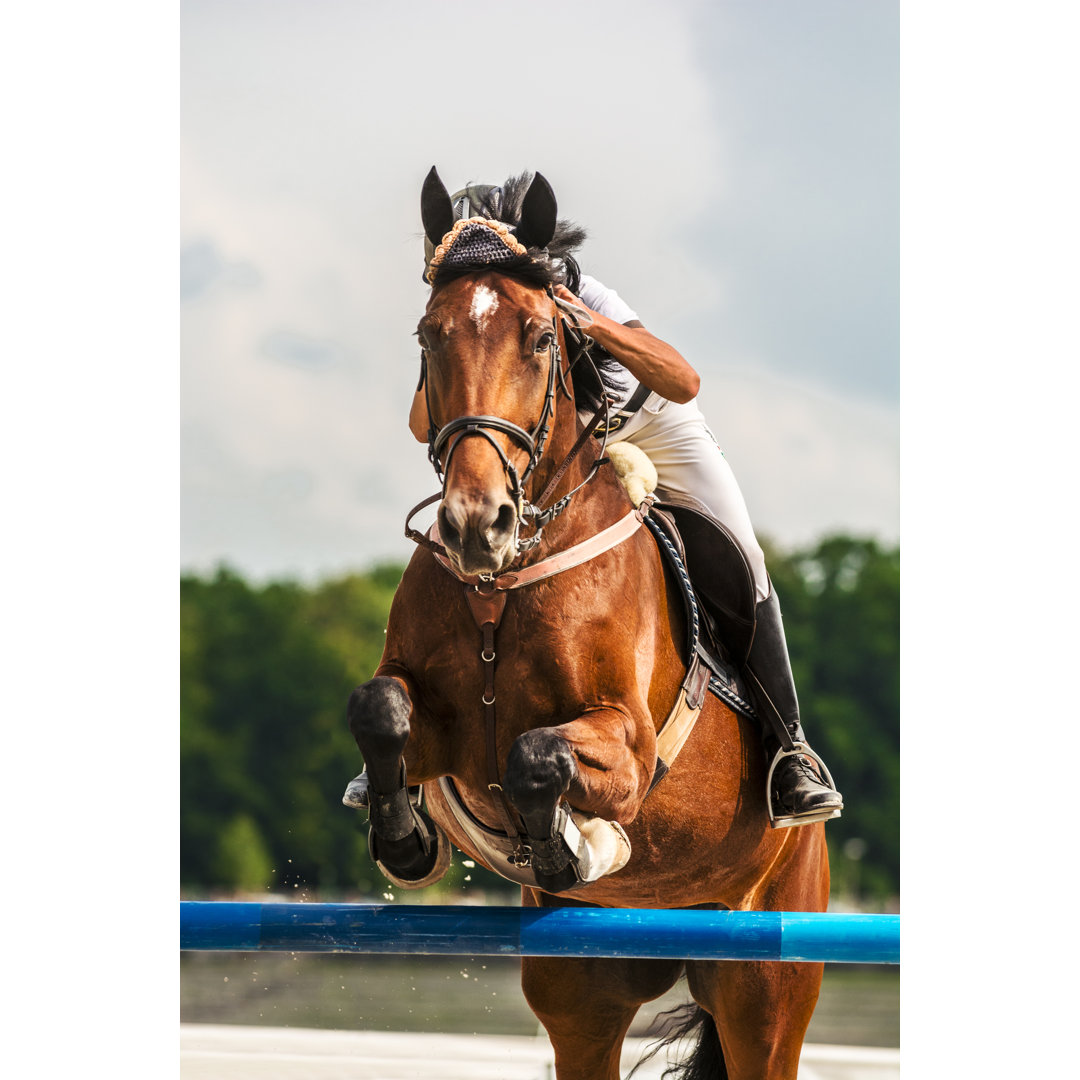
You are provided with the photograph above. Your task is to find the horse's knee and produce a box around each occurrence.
[348,676,411,761]
[504,727,577,830]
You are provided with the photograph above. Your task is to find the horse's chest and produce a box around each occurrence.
[469,607,630,704]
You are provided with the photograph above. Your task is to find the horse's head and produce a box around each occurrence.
[418,167,575,577]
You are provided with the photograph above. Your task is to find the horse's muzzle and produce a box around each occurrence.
[438,491,518,575]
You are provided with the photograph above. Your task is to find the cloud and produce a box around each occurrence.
[180,0,898,579]
[180,238,260,301]
[260,329,342,371]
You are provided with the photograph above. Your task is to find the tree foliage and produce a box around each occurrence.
[181,535,899,903]
[765,535,900,902]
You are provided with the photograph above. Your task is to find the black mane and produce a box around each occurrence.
[429,171,623,414]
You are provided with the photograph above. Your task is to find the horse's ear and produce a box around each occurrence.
[517,172,557,251]
[421,166,454,247]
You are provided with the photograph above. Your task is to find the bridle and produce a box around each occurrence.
[407,289,614,561]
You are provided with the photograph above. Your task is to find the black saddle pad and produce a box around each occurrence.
[644,502,758,720]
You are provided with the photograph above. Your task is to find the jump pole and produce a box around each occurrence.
[180,903,899,965]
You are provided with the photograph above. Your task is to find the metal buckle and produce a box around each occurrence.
[595,415,623,435]
[508,843,533,867]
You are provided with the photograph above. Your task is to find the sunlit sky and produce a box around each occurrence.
[181,0,899,580]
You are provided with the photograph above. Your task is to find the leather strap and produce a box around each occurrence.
[529,395,612,517]
[593,381,652,434]
[430,504,649,856]
[654,655,710,765]
[404,493,447,556]
[655,688,702,765]
[431,505,647,591]
[462,583,524,844]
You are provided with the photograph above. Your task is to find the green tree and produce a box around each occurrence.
[181,536,899,904]
[212,813,274,892]
[765,535,900,903]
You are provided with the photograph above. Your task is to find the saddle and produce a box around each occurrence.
[638,495,760,793]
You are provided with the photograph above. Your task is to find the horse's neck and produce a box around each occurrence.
[522,413,629,555]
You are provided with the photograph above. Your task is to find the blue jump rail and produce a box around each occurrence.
[180,903,899,965]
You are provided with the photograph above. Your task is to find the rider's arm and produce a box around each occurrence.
[408,280,702,441]
[554,284,700,404]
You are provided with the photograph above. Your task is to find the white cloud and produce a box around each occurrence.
[180,0,897,578]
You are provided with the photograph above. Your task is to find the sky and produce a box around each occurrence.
[180,0,899,580]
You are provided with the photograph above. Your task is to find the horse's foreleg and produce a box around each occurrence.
[503,709,652,890]
[685,957,823,1080]
[504,707,653,833]
[346,675,450,889]
[503,726,580,839]
[521,891,682,1080]
[523,954,681,1080]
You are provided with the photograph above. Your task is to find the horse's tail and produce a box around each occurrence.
[628,1003,727,1080]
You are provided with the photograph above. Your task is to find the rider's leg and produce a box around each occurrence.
[617,398,842,827]
[744,586,844,826]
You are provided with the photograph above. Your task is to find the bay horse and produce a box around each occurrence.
[344,168,829,1079]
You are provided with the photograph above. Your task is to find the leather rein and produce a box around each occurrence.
[402,296,649,864]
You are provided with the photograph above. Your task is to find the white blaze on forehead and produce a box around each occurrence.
[469,283,499,334]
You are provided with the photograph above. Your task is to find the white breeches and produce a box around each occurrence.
[614,395,770,603]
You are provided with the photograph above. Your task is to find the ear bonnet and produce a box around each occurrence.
[421,167,559,285]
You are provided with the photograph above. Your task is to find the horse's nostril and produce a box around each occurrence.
[491,503,517,540]
[439,502,463,547]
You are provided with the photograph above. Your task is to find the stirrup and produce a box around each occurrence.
[765,742,843,829]
[342,768,423,810]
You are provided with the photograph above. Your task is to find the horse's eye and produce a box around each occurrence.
[536,332,555,352]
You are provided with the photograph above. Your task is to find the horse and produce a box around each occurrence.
[343,167,830,1080]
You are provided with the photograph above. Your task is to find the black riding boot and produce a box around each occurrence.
[745,586,843,828]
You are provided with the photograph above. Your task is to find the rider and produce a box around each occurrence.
[412,176,843,829]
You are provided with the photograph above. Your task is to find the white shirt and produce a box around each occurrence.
[577,274,638,326]
[576,274,641,410]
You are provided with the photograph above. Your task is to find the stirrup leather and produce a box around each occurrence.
[765,741,843,829]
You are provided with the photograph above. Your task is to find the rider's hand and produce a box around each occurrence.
[554,284,590,312]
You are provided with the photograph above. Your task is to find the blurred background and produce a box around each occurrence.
[180,0,899,1048]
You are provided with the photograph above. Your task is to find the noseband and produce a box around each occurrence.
[414,296,611,557]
